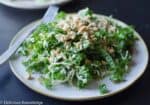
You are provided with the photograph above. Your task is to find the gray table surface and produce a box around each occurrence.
[0,0,150,105]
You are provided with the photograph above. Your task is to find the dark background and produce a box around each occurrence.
[0,0,150,105]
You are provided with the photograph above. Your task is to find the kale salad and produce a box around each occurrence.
[17,8,137,94]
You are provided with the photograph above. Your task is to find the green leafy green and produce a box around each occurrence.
[56,11,66,20]
[78,8,93,17]
[99,84,109,94]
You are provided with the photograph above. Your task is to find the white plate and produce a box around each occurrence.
[0,0,71,9]
[9,15,149,101]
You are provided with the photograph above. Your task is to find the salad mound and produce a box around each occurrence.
[17,8,137,93]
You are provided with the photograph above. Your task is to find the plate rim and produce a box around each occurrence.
[0,0,71,9]
[9,14,149,101]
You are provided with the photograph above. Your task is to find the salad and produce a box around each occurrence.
[17,8,137,94]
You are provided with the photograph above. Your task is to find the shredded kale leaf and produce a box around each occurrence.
[99,84,109,94]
